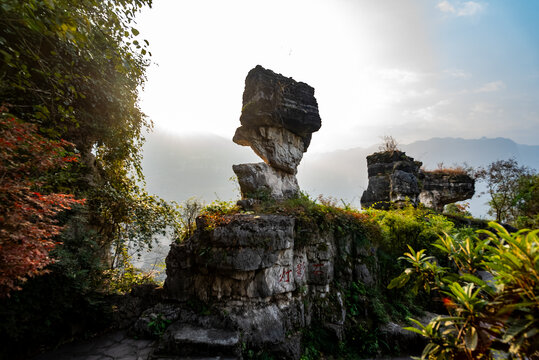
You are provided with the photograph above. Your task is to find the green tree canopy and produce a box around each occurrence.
[475,159,533,225]
[1,0,180,284]
[514,174,539,228]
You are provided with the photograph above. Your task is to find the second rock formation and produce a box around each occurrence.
[360,150,475,211]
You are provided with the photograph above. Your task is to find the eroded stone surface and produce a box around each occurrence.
[155,317,241,358]
[419,172,475,212]
[233,126,304,174]
[361,151,422,209]
[238,65,321,148]
[232,162,299,200]
[361,150,475,211]
[171,325,239,347]
[160,213,382,359]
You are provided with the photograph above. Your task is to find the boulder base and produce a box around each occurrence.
[232,162,299,200]
[156,213,381,359]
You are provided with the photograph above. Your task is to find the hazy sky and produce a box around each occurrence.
[136,0,539,152]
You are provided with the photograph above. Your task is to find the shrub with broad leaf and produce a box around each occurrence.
[389,222,539,359]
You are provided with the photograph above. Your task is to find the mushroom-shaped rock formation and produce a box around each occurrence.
[361,150,475,211]
[233,65,321,200]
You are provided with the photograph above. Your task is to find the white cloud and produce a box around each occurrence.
[458,2,484,16]
[443,68,471,79]
[362,68,436,110]
[377,68,424,84]
[437,1,485,17]
[475,81,505,93]
[437,1,455,13]
[403,100,451,122]
[466,103,506,132]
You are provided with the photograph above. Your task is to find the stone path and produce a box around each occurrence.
[32,329,237,360]
[33,330,154,360]
[32,329,411,360]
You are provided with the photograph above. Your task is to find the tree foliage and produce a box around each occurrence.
[390,223,539,359]
[178,197,204,240]
[514,174,539,228]
[0,0,180,262]
[0,0,180,353]
[0,111,84,297]
[475,159,533,224]
[1,0,151,150]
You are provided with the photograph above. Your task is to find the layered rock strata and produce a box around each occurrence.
[360,151,423,209]
[233,65,321,200]
[361,150,475,211]
[419,172,476,212]
[148,214,378,359]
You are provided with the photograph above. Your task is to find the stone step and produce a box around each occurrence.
[153,323,240,359]
[153,357,238,360]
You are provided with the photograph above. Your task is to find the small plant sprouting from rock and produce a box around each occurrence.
[147,313,172,337]
[378,135,399,153]
[178,197,204,240]
[423,162,472,176]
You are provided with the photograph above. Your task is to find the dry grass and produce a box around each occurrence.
[423,163,470,176]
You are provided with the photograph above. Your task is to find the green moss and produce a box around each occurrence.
[366,150,409,164]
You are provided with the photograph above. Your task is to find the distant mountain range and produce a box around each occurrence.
[141,130,539,218]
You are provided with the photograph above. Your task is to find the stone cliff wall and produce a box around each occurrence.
[157,213,378,359]
[419,172,476,212]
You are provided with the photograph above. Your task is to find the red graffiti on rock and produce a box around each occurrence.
[312,263,324,276]
[279,268,292,283]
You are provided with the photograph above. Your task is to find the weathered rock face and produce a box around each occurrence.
[233,65,321,200]
[165,214,344,301]
[419,172,475,212]
[157,214,378,359]
[361,150,475,211]
[361,151,423,209]
[238,65,322,149]
[234,126,305,174]
[232,163,299,200]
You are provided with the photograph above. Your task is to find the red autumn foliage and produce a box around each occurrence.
[0,110,85,297]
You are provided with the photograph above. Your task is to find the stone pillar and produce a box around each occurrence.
[233,65,322,201]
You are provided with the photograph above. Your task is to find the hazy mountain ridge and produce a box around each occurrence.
[142,131,539,217]
[402,137,539,170]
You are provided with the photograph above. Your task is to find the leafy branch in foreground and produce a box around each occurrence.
[0,112,84,296]
[389,222,539,359]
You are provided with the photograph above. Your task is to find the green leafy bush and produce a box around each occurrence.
[390,222,539,359]
[147,313,172,337]
[367,204,455,255]
[364,204,456,317]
